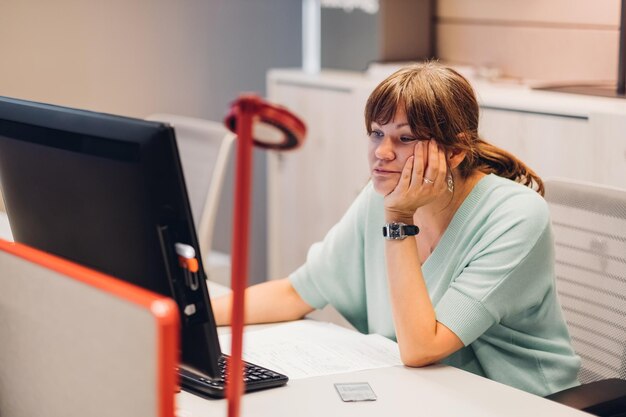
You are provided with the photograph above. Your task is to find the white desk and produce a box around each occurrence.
[177,362,589,417]
[178,282,590,417]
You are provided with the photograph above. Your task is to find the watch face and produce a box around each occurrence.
[389,223,402,239]
[383,223,418,240]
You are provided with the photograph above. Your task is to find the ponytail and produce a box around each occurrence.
[465,138,545,196]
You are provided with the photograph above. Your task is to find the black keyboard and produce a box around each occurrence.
[179,355,289,399]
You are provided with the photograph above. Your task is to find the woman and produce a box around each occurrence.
[213,61,580,396]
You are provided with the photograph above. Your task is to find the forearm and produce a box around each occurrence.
[211,278,314,326]
[384,221,462,366]
[385,239,437,361]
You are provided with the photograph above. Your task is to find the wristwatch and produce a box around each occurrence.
[382,222,420,240]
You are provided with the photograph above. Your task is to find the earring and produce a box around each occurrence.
[447,175,454,193]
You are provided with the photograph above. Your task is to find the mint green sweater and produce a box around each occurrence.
[289,174,580,396]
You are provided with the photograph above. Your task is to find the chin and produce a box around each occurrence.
[371,178,394,196]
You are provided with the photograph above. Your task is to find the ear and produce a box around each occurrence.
[447,148,467,170]
[447,132,470,170]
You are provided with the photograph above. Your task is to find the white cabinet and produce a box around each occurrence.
[591,112,626,188]
[479,108,593,182]
[267,72,373,279]
[480,107,626,189]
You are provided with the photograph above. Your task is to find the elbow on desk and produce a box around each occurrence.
[399,350,438,368]
[398,325,464,367]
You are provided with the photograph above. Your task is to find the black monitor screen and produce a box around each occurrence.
[0,96,222,378]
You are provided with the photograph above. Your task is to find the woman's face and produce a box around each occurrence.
[369,106,429,196]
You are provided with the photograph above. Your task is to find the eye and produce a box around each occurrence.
[369,130,384,139]
[400,136,418,143]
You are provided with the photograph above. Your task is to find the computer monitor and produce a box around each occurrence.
[0,96,224,386]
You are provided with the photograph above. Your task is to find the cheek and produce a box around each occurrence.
[403,145,426,168]
[368,143,377,167]
[398,148,418,168]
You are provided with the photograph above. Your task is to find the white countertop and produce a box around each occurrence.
[268,67,626,118]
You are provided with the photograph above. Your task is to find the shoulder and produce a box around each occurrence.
[479,174,549,230]
[454,175,551,251]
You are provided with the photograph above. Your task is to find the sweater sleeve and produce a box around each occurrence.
[288,183,372,333]
[435,192,555,346]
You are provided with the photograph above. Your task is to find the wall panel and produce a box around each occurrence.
[438,0,620,26]
[438,23,619,83]
[436,0,621,83]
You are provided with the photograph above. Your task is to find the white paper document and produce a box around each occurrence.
[219,320,402,380]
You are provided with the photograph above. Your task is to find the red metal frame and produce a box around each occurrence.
[224,95,305,417]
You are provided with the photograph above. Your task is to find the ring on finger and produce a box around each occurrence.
[423,177,434,184]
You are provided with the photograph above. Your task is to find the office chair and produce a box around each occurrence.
[543,178,626,417]
[147,114,235,285]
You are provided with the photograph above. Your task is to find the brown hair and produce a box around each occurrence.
[364,61,544,195]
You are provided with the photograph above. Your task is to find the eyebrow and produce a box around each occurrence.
[371,122,411,129]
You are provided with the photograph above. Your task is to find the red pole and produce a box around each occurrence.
[227,98,256,417]
[224,94,305,417]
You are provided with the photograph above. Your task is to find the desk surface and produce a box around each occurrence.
[176,363,589,417]
[182,282,589,416]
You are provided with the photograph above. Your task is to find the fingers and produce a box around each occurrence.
[439,144,448,189]
[396,155,414,192]
[422,140,448,192]
[391,140,428,195]
[436,144,448,192]
[396,140,447,194]
[422,140,439,186]
[384,139,448,214]
[411,142,425,187]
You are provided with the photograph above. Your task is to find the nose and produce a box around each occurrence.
[374,135,395,161]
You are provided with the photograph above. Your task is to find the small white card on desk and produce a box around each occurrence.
[334,382,377,402]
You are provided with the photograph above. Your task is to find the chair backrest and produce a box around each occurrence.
[147,114,235,260]
[544,178,626,384]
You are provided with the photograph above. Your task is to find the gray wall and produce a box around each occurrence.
[321,8,379,71]
[0,0,302,284]
[206,1,303,284]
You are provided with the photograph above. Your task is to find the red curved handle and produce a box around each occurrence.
[224,95,306,150]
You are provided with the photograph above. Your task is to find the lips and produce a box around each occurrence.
[373,167,401,175]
